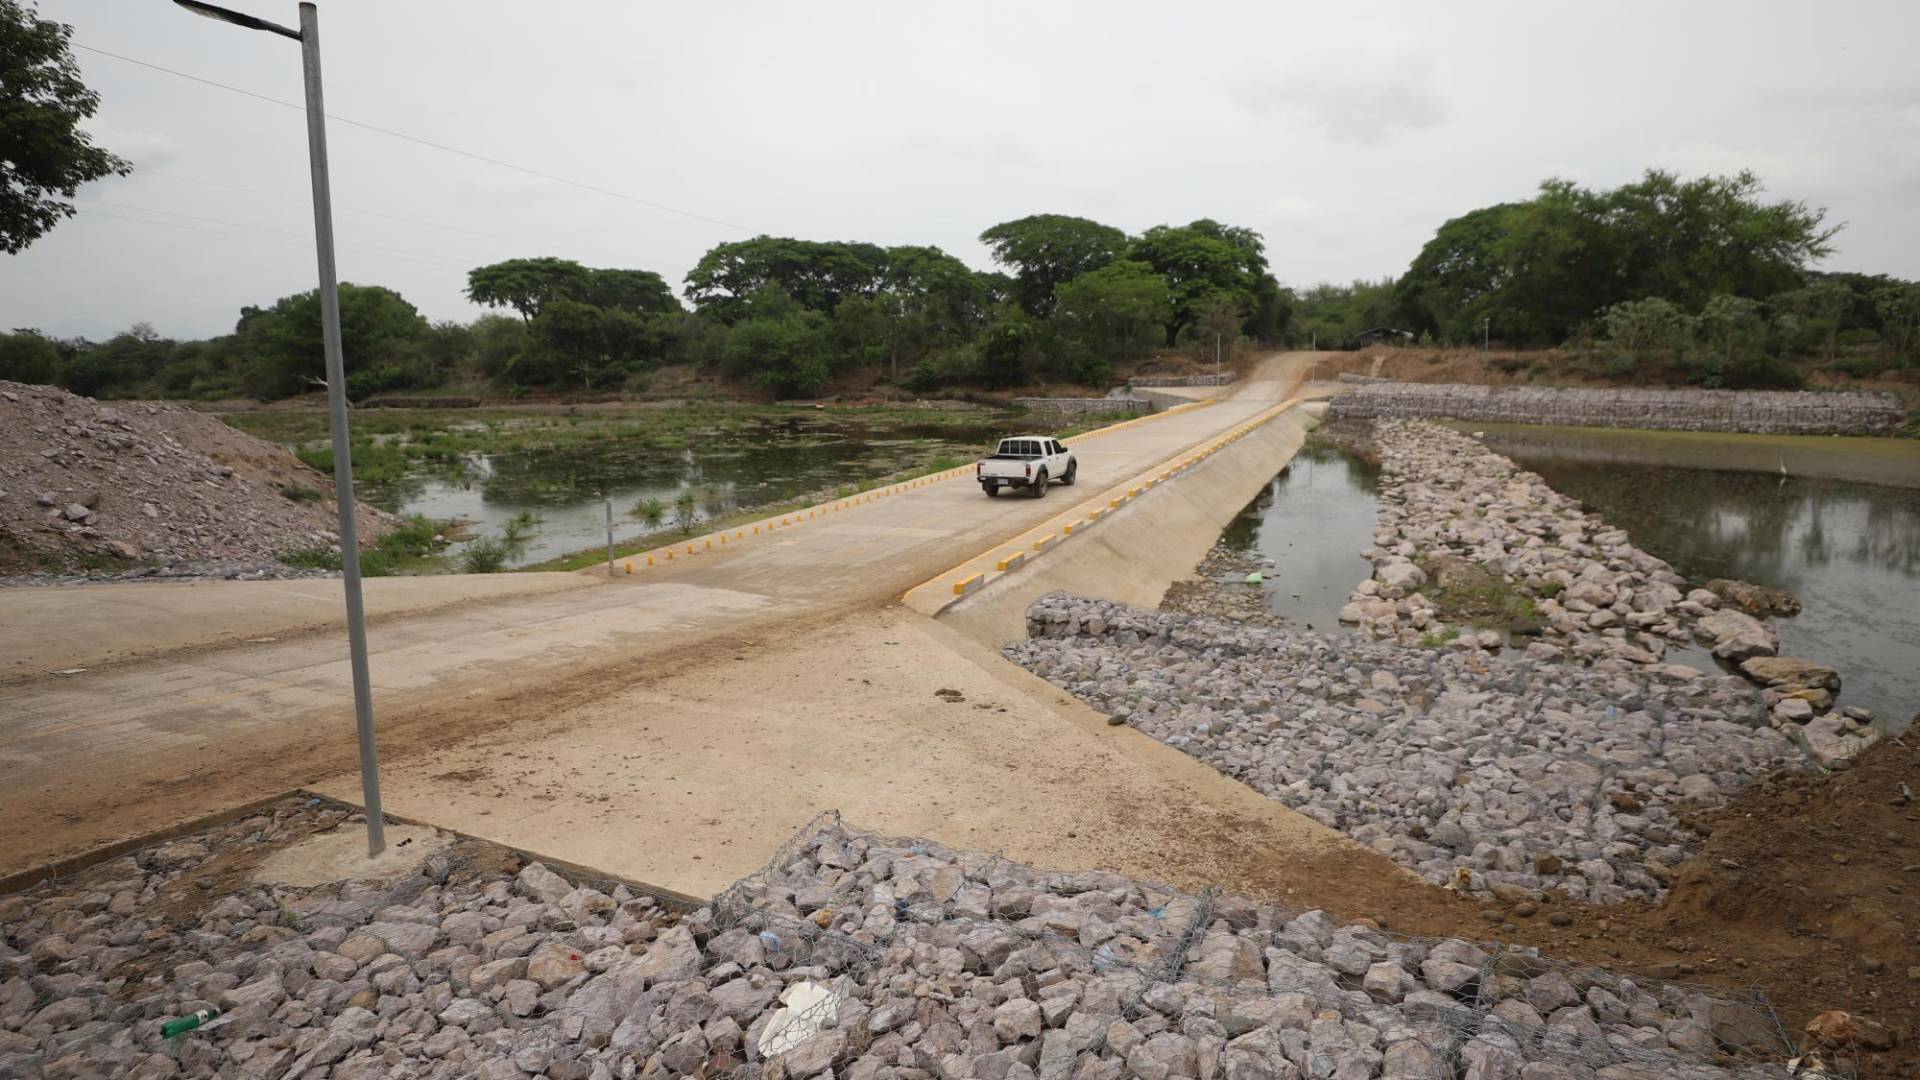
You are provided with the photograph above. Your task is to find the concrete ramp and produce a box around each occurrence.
[935,404,1314,649]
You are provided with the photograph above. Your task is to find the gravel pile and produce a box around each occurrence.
[1007,595,1803,905]
[0,381,393,575]
[3,802,1795,1079]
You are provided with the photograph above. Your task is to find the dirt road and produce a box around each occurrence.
[4,355,1375,895]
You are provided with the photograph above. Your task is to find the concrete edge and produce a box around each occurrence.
[901,395,1307,618]
[1,789,707,913]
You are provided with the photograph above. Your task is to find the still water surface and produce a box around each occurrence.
[1220,433,1919,730]
[367,416,1004,567]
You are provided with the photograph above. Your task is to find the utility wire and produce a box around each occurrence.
[74,206,470,271]
[74,195,480,266]
[143,169,525,244]
[73,43,756,234]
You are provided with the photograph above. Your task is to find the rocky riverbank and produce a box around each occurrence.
[1009,595,1801,907]
[1339,421,1881,765]
[0,797,1802,1079]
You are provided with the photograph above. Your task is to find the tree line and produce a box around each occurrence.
[1289,170,1918,389]
[0,214,1288,401]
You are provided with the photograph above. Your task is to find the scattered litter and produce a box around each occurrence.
[755,981,840,1057]
[1243,571,1263,585]
[160,1007,221,1039]
[49,668,87,675]
[246,637,277,643]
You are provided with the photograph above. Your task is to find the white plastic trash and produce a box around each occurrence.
[756,980,840,1057]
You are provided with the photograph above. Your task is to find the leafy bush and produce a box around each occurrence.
[461,538,509,573]
[902,346,981,392]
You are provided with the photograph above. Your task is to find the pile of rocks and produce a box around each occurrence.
[0,381,393,575]
[1008,595,1802,905]
[1338,421,1695,670]
[1337,421,1880,765]
[0,800,681,1080]
[4,796,1801,1079]
[687,814,1789,1078]
[1324,381,1905,436]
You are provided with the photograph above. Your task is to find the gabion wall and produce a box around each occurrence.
[1326,382,1904,435]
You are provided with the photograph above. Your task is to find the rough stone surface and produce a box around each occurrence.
[1325,381,1905,436]
[0,379,397,579]
[1009,594,1802,904]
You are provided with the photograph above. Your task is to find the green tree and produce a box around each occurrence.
[978,214,1127,317]
[465,257,592,322]
[718,286,833,396]
[236,283,431,398]
[1126,219,1270,345]
[1769,280,1853,358]
[1873,284,1920,357]
[1698,294,1767,367]
[0,329,60,384]
[1394,204,1524,342]
[1396,171,1837,345]
[1053,260,1171,372]
[975,306,1041,389]
[1600,297,1694,353]
[521,300,666,388]
[684,237,887,323]
[577,268,681,317]
[0,0,130,253]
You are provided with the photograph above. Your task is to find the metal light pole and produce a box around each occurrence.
[1213,332,1221,380]
[175,1,385,856]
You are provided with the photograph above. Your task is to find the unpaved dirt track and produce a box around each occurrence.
[3,356,1336,880]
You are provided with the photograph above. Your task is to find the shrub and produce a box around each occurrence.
[461,538,509,573]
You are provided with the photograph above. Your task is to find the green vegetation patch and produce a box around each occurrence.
[279,514,443,577]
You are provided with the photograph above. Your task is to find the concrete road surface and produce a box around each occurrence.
[3,354,1414,907]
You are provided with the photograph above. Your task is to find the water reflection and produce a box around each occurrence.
[1220,444,1382,629]
[1217,435,1919,731]
[1501,451,1920,731]
[375,417,1004,568]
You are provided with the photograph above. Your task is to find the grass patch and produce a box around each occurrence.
[1418,625,1462,648]
[278,482,325,503]
[279,514,443,576]
[1419,555,1543,632]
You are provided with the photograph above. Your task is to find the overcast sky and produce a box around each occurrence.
[5,1,1918,340]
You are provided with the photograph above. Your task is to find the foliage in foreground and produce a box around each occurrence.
[280,515,440,576]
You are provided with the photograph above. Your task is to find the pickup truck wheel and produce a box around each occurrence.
[1030,470,1048,497]
[982,482,999,497]
[1061,461,1077,486]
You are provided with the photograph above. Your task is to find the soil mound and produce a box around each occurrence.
[0,380,393,573]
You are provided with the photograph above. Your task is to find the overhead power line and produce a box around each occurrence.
[74,195,480,267]
[74,42,756,234]
[73,204,471,271]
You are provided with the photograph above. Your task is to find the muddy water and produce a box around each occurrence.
[1217,444,1381,630]
[1219,429,1919,731]
[382,417,1001,567]
[1493,446,1920,733]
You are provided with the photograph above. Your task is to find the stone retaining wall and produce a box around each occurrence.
[1011,396,1148,414]
[1326,381,1905,434]
[1129,374,1236,387]
[1337,372,1392,384]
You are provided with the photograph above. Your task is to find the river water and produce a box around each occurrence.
[371,416,1003,567]
[1219,430,1919,731]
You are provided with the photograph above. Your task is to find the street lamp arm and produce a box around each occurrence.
[173,0,301,40]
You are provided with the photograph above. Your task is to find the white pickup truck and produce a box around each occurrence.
[976,435,1077,498]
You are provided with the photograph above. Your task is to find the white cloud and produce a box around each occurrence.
[1232,57,1446,145]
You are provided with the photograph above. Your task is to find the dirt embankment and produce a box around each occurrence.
[0,380,393,574]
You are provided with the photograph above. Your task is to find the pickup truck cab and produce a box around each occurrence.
[977,435,1077,498]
